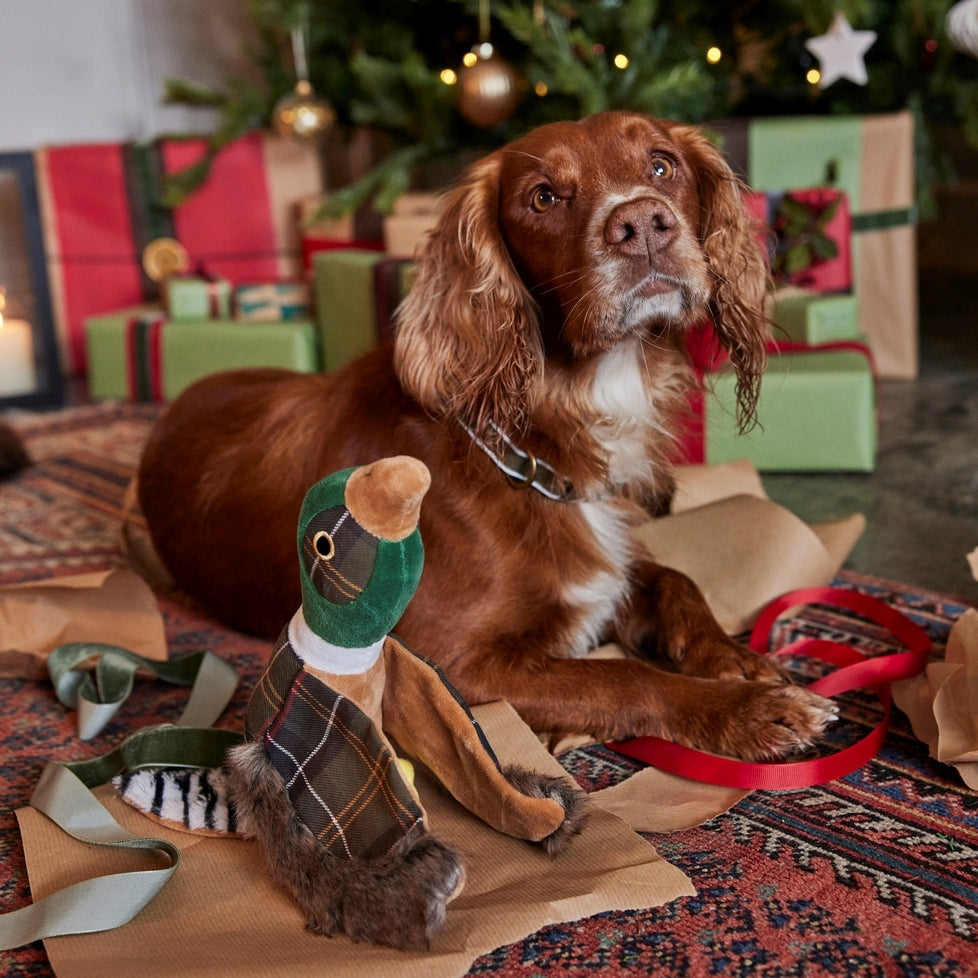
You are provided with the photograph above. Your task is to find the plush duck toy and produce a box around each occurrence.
[218,456,586,949]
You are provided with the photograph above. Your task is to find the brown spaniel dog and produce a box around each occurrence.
[138,112,836,760]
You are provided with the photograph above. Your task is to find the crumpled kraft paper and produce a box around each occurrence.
[892,550,978,789]
[652,460,866,636]
[17,701,693,978]
[0,568,167,680]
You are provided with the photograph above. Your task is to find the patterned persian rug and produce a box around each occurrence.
[1,402,976,977]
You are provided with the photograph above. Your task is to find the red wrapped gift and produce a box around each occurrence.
[37,134,321,375]
[745,188,852,293]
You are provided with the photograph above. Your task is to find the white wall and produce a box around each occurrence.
[0,0,262,152]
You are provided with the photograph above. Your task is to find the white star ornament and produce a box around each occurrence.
[805,11,877,87]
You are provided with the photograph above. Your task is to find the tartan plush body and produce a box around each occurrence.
[222,457,587,949]
[245,633,426,861]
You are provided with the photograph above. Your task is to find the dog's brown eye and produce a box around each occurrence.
[531,186,560,212]
[650,156,675,179]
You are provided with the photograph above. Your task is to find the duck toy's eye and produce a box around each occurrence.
[312,530,335,561]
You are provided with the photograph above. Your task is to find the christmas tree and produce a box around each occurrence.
[165,0,978,215]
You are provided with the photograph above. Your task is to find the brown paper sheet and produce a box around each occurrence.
[893,609,978,789]
[18,701,692,978]
[0,568,167,680]
[641,491,865,636]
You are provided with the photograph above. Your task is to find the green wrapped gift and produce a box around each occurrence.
[84,307,319,402]
[770,292,861,345]
[313,249,416,373]
[313,249,385,373]
[165,276,233,322]
[704,346,876,472]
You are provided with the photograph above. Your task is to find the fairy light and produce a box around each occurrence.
[806,67,822,85]
[534,80,548,96]
[463,50,479,68]
[706,46,722,64]
[441,68,458,85]
[613,53,629,69]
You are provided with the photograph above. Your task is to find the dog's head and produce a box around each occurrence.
[394,111,769,436]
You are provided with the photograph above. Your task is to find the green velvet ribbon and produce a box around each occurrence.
[0,644,242,950]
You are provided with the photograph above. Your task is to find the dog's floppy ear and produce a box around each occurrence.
[671,125,770,430]
[393,156,543,437]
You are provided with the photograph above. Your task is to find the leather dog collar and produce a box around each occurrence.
[458,419,577,502]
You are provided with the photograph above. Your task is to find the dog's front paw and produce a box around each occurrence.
[677,635,790,685]
[340,835,465,949]
[681,679,838,762]
[730,682,838,761]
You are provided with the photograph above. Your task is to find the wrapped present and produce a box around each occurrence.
[747,188,852,293]
[312,250,414,372]
[84,307,319,402]
[297,193,383,270]
[769,291,861,345]
[235,281,312,322]
[383,192,444,259]
[701,344,877,472]
[714,111,917,377]
[36,133,322,375]
[165,275,232,322]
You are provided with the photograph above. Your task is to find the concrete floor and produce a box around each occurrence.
[763,269,978,601]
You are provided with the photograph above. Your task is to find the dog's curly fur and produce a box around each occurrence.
[139,112,837,762]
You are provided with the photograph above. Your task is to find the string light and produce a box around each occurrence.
[806,67,822,85]
[441,68,458,85]
[534,80,548,96]
[706,46,722,64]
[613,53,629,69]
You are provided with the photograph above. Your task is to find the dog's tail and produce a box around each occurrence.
[0,421,31,480]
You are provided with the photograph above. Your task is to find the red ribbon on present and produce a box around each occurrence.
[607,587,932,790]
[124,314,166,402]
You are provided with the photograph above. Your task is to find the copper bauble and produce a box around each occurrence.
[457,50,523,128]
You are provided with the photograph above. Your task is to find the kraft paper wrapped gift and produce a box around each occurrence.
[714,111,917,378]
[703,346,877,472]
[383,192,444,259]
[84,308,319,402]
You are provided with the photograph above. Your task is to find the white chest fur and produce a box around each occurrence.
[589,338,665,486]
[562,497,635,657]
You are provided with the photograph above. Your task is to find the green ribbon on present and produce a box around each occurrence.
[851,207,917,233]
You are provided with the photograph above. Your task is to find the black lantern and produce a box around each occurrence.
[0,152,63,408]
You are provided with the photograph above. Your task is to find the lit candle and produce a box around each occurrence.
[0,290,38,397]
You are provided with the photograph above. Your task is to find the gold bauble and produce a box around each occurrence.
[457,50,523,128]
[272,80,336,140]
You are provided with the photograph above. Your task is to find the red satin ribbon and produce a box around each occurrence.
[607,587,932,790]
